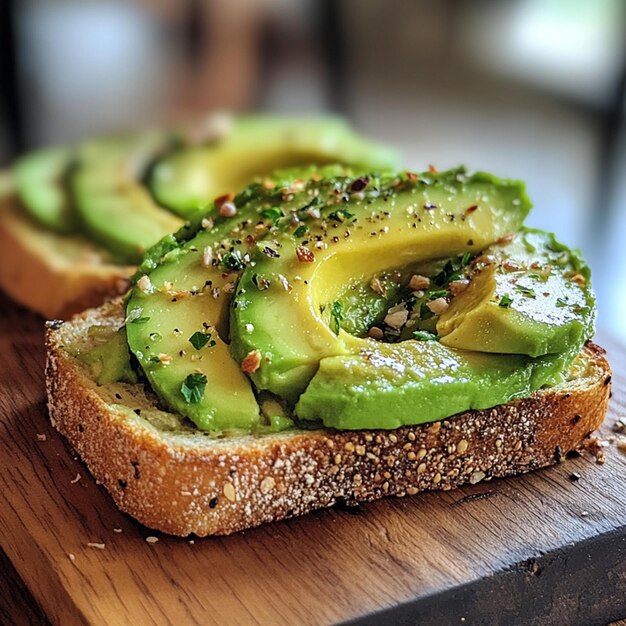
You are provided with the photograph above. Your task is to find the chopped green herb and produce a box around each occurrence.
[499,294,513,308]
[260,206,283,221]
[413,330,439,341]
[461,251,472,266]
[293,224,309,238]
[514,284,536,298]
[181,372,207,404]
[189,331,214,350]
[328,208,355,223]
[330,301,343,334]
[427,289,448,300]
[556,297,568,308]
[125,307,150,324]
[220,251,244,271]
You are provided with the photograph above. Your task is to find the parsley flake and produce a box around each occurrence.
[514,284,536,298]
[181,373,207,404]
[330,301,343,335]
[556,297,568,308]
[499,294,513,308]
[413,330,439,341]
[189,331,215,350]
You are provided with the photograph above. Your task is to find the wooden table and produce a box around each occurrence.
[1,298,625,625]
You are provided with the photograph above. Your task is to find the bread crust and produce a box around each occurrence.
[46,301,611,537]
[0,190,132,319]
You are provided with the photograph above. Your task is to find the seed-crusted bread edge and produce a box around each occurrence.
[45,299,611,537]
[0,187,132,319]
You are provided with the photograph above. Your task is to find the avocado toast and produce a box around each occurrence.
[0,115,398,318]
[45,166,610,536]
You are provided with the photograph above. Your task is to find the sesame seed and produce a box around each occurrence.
[417,448,427,460]
[406,486,419,496]
[457,439,469,454]
[145,536,159,544]
[260,476,276,494]
[223,482,237,502]
[334,454,342,465]
[470,471,486,484]
[433,472,442,484]
[355,445,366,456]
[344,442,355,452]
[417,463,427,474]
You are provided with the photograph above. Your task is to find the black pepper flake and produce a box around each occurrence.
[118,479,127,490]
[115,393,122,400]
[262,246,280,258]
[569,472,581,482]
[554,445,563,463]
[78,424,85,433]
[209,497,218,508]
[350,176,370,192]
[571,414,581,425]
[131,461,141,480]
[604,375,612,386]
[133,408,141,416]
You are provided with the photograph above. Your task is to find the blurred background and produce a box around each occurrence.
[0,0,624,341]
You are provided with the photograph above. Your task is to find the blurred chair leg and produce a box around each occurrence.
[0,0,23,159]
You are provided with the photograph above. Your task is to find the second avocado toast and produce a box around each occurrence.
[0,116,398,318]
[46,165,610,536]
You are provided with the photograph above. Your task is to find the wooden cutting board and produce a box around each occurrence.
[1,298,625,626]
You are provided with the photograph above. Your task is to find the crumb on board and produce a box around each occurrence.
[87,543,106,550]
[68,553,76,562]
[70,473,81,484]
[36,434,47,441]
[113,528,123,533]
[145,536,159,544]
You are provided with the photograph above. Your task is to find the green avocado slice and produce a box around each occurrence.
[14,147,79,233]
[149,116,400,218]
[295,340,575,429]
[230,168,532,403]
[437,229,595,357]
[126,165,357,431]
[71,132,183,264]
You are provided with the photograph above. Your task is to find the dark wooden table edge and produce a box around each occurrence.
[0,548,50,626]
[347,525,626,626]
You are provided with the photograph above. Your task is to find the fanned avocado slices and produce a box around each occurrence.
[231,168,532,402]
[14,147,79,233]
[71,132,183,264]
[149,116,400,218]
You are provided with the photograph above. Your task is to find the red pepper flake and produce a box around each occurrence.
[245,234,256,246]
[497,232,514,244]
[214,193,234,209]
[241,350,262,374]
[296,246,315,263]
[406,171,419,182]
[465,205,478,214]
[428,164,438,174]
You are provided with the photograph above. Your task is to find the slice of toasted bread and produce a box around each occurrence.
[45,299,611,536]
[0,175,133,319]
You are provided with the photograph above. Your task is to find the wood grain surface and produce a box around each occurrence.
[1,297,625,626]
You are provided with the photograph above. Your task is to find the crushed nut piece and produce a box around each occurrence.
[426,297,449,315]
[409,274,430,290]
[241,350,261,373]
